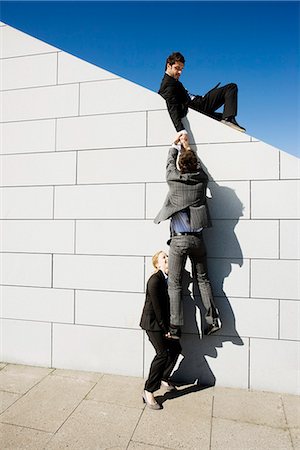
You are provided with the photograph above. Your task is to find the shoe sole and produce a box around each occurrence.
[221,120,246,133]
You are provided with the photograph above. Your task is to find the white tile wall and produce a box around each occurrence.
[1,152,76,186]
[145,183,169,220]
[205,337,249,389]
[280,150,300,179]
[58,52,119,84]
[0,119,56,154]
[228,298,279,339]
[0,286,74,323]
[207,257,250,298]
[199,141,279,181]
[0,220,74,253]
[205,220,279,259]
[280,220,300,259]
[280,300,300,341]
[1,24,299,394]
[251,180,300,219]
[76,220,169,256]
[0,53,57,90]
[52,324,143,376]
[54,184,145,219]
[251,260,300,300]
[207,181,250,220]
[56,112,146,150]
[53,254,144,292]
[80,79,164,115]
[147,109,250,146]
[75,290,143,328]
[0,84,79,122]
[77,147,168,184]
[0,187,53,219]
[0,25,58,58]
[250,339,300,394]
[0,319,51,366]
[0,253,52,287]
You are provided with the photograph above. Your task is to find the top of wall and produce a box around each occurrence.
[0,22,299,179]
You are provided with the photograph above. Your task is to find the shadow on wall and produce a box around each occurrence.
[171,122,244,387]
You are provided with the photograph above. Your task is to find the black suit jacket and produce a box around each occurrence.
[158,73,190,132]
[140,270,170,333]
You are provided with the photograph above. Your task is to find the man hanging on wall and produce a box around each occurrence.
[158,52,246,146]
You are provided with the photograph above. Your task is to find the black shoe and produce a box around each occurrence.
[205,318,221,336]
[221,117,246,132]
[168,325,181,340]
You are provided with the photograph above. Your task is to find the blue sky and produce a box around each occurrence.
[1,1,299,157]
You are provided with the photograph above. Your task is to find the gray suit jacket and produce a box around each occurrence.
[154,146,211,229]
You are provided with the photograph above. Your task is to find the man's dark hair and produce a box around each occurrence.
[178,150,198,173]
[165,52,185,70]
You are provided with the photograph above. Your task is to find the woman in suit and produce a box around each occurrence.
[140,250,181,410]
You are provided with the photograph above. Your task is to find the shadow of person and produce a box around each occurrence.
[168,120,245,389]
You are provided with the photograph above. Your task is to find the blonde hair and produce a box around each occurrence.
[152,250,164,271]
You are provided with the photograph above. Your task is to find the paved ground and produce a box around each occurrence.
[0,363,299,449]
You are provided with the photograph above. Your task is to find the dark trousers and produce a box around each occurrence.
[189,83,238,120]
[144,331,181,393]
[168,234,219,326]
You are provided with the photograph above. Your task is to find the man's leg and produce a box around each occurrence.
[168,237,188,327]
[201,83,238,119]
[188,236,219,326]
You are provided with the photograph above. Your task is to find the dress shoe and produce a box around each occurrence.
[142,391,162,410]
[205,318,221,336]
[221,117,246,132]
[168,325,181,340]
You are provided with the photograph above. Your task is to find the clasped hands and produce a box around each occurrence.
[173,131,191,151]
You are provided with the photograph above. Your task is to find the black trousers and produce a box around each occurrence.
[189,83,238,120]
[144,331,181,393]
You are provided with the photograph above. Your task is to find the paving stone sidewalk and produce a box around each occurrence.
[0,363,299,449]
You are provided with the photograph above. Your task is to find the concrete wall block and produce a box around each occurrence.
[163,334,249,389]
[52,323,143,376]
[225,297,279,339]
[0,187,53,219]
[147,109,249,146]
[251,259,300,300]
[53,254,144,292]
[280,300,300,341]
[206,337,249,389]
[207,257,250,298]
[0,119,56,155]
[205,220,279,259]
[200,141,279,181]
[0,220,74,253]
[1,152,76,187]
[0,253,52,287]
[75,290,144,328]
[0,286,74,323]
[0,84,79,122]
[0,53,57,90]
[280,150,300,179]
[280,220,300,259]
[0,319,51,366]
[0,25,58,58]
[145,183,169,220]
[56,112,146,150]
[54,184,145,219]
[58,52,120,84]
[250,338,300,394]
[80,79,164,115]
[251,180,300,219]
[77,146,168,184]
[207,181,250,220]
[76,220,169,256]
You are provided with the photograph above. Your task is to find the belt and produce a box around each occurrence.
[172,232,202,237]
